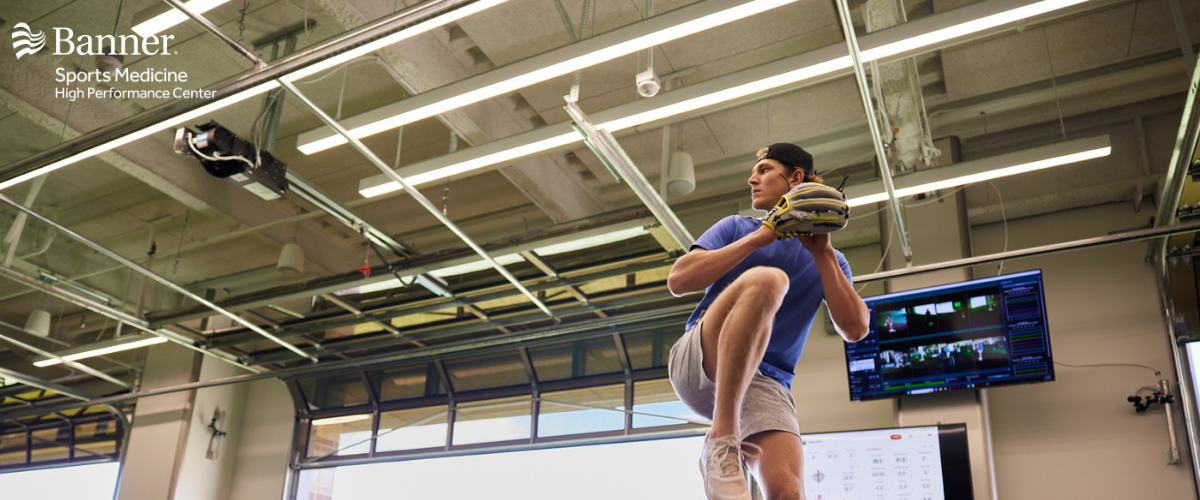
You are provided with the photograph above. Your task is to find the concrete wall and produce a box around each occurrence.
[794,200,1196,499]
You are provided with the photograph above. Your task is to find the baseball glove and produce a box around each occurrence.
[761,183,850,239]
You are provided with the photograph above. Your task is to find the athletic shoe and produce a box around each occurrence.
[698,435,759,500]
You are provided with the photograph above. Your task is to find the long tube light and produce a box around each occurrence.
[132,0,234,37]
[297,0,800,155]
[33,335,168,367]
[843,136,1111,207]
[358,0,1096,198]
[0,0,511,193]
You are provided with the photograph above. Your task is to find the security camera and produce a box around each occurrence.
[636,68,661,98]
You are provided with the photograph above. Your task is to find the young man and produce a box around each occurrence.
[666,143,870,500]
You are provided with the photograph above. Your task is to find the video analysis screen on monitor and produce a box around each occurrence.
[845,269,1055,401]
[801,424,973,500]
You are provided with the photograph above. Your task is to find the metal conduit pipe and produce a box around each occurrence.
[11,211,1200,420]
[0,193,317,362]
[1153,52,1200,496]
[278,80,558,321]
[0,261,256,373]
[833,0,912,266]
[0,0,480,184]
[0,306,693,421]
[163,0,266,68]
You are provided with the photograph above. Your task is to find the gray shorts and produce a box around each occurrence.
[668,313,801,440]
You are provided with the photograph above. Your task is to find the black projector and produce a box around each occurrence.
[173,121,288,201]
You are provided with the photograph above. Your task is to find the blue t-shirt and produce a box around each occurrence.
[683,215,854,390]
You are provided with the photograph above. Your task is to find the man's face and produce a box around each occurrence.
[748,158,801,211]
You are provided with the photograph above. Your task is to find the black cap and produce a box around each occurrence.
[758,143,814,177]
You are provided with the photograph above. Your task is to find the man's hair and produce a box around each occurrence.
[756,147,824,184]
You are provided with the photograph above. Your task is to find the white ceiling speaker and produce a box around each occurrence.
[636,68,661,98]
[277,243,305,276]
[667,151,695,195]
[24,309,51,337]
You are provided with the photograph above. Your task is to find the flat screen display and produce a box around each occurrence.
[801,424,973,500]
[846,270,1055,401]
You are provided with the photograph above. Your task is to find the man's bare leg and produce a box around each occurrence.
[744,431,805,500]
[698,266,790,438]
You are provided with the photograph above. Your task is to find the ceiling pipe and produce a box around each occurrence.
[162,0,266,69]
[834,0,912,267]
[0,192,317,362]
[278,80,558,322]
[0,263,256,373]
[0,0,486,185]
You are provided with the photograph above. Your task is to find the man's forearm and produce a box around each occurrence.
[813,251,869,341]
[667,236,763,296]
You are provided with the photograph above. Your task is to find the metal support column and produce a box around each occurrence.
[833,0,912,266]
[278,80,557,320]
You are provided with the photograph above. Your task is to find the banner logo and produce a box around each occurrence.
[12,23,46,59]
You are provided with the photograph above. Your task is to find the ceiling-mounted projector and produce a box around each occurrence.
[173,121,288,201]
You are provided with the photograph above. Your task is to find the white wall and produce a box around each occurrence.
[173,357,249,500]
[227,378,294,500]
[972,201,1194,499]
[793,200,1196,499]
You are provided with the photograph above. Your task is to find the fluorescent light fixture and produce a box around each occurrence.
[132,0,234,37]
[282,0,514,83]
[338,226,651,295]
[312,415,372,426]
[297,0,799,154]
[33,335,168,367]
[843,136,1111,207]
[358,0,1095,198]
[0,1,510,193]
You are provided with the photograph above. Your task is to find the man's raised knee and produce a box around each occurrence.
[738,266,790,297]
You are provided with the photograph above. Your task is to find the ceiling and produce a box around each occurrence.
[0,0,1196,416]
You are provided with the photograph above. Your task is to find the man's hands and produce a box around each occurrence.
[748,224,780,249]
[798,233,833,257]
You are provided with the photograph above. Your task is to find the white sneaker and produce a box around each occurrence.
[698,435,759,500]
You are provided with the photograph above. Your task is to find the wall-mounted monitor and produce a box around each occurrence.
[801,423,974,499]
[845,270,1055,401]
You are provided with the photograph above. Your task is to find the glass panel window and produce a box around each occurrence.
[299,373,371,409]
[452,396,531,446]
[30,427,69,462]
[373,365,431,402]
[309,414,374,457]
[444,352,528,392]
[0,431,25,466]
[633,379,708,429]
[529,337,623,381]
[376,406,449,452]
[538,385,626,438]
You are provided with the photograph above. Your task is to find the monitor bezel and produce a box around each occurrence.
[845,269,1055,401]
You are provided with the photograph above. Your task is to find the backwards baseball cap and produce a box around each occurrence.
[758,142,814,177]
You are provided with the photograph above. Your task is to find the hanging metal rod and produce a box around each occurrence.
[0,264,258,373]
[0,367,98,402]
[162,0,266,69]
[0,193,316,362]
[834,0,912,266]
[0,305,693,422]
[855,219,1200,284]
[0,0,481,184]
[278,80,559,321]
[0,327,129,388]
